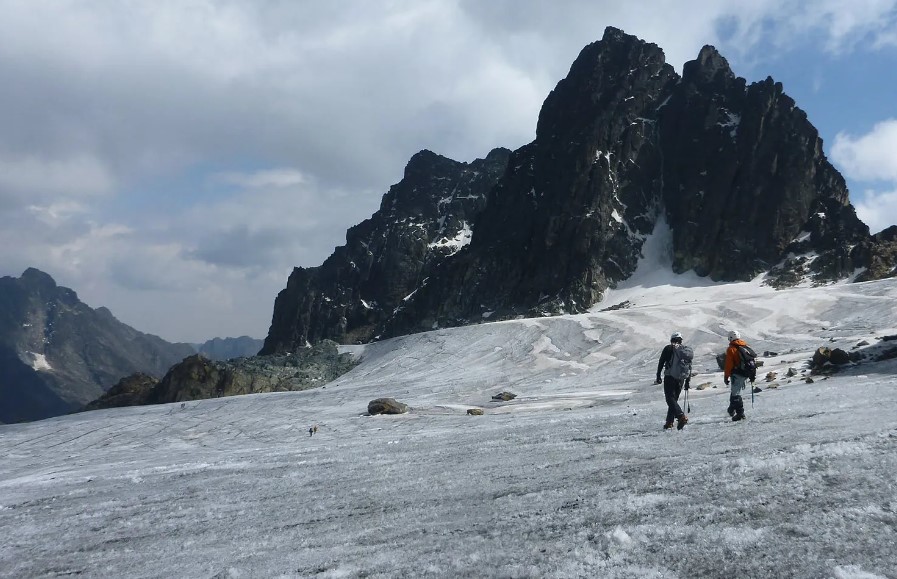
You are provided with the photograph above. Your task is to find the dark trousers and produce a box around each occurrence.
[664,375,685,423]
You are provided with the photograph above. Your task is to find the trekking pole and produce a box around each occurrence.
[685,383,690,413]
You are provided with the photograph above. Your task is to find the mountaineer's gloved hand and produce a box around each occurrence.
[724,378,729,385]
[654,377,662,385]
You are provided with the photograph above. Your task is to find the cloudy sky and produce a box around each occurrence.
[1,0,896,343]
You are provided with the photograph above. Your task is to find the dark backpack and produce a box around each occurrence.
[668,344,693,381]
[736,345,757,377]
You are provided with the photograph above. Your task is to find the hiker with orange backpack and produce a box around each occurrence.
[723,330,757,422]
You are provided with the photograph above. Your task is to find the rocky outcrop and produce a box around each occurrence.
[82,373,160,411]
[0,268,196,423]
[855,226,897,282]
[84,340,358,409]
[263,27,897,351]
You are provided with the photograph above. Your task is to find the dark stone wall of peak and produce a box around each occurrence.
[480,28,676,303]
[659,46,869,281]
[263,26,897,348]
[260,148,511,353]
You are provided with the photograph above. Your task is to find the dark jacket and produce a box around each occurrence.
[658,343,691,387]
[656,344,675,381]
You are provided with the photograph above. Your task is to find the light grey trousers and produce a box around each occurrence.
[730,373,747,398]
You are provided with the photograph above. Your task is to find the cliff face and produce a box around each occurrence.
[261,148,511,353]
[0,268,196,423]
[263,27,895,352]
[659,46,868,281]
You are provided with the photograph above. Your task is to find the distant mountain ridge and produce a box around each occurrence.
[193,336,263,361]
[0,268,196,423]
[262,27,897,352]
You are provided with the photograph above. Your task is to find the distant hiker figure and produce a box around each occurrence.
[724,330,756,422]
[655,332,692,430]
[309,425,318,436]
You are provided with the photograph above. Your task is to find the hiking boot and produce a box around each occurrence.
[677,415,689,430]
[732,413,746,422]
[663,422,674,430]
[726,406,735,417]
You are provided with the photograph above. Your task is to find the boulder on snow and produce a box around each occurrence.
[491,392,517,401]
[765,371,777,382]
[812,347,831,367]
[467,408,484,415]
[367,398,409,415]
[829,348,851,365]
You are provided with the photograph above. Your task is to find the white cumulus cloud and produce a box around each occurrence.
[854,188,897,234]
[831,119,897,234]
[831,119,897,182]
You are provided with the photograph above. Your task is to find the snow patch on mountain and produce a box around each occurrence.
[27,352,52,372]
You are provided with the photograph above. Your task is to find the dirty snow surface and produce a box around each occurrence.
[2,276,897,578]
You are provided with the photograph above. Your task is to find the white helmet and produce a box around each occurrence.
[727,330,741,341]
[670,332,683,342]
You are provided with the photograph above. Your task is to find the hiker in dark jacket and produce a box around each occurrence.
[724,330,755,422]
[655,332,690,430]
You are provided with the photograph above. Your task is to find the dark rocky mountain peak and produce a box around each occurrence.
[262,28,897,352]
[260,147,511,353]
[0,269,195,423]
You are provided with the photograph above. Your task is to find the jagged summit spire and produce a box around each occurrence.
[601,25,628,41]
[682,45,735,85]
